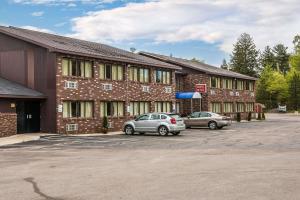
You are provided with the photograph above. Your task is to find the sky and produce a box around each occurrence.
[0,0,299,66]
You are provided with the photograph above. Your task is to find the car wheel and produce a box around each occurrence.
[172,131,180,136]
[124,125,134,135]
[158,126,169,136]
[208,121,217,130]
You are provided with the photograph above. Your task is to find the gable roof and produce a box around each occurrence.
[0,77,45,99]
[0,26,180,70]
[139,52,257,81]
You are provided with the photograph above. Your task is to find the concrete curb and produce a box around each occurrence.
[0,133,54,146]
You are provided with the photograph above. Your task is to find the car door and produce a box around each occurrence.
[198,112,212,126]
[185,112,201,126]
[147,114,161,132]
[134,114,150,132]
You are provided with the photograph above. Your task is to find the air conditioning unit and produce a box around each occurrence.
[235,92,240,96]
[165,87,172,93]
[108,122,113,128]
[142,85,150,93]
[102,83,113,91]
[210,90,216,95]
[64,81,78,89]
[66,124,78,131]
[250,92,255,97]
[229,91,234,96]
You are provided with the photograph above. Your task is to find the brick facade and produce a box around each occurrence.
[56,55,176,134]
[176,70,256,120]
[0,113,17,137]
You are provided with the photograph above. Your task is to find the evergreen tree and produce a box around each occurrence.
[273,44,290,74]
[230,33,259,77]
[260,46,276,70]
[220,59,229,70]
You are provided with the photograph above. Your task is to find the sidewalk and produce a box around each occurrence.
[0,131,123,146]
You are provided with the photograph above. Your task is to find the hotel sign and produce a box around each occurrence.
[195,84,207,93]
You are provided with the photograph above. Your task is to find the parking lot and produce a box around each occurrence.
[1,113,300,200]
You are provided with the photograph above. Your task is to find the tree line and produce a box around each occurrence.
[221,33,300,111]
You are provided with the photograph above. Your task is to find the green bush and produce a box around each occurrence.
[102,116,108,129]
[257,112,262,120]
[247,112,252,121]
[262,112,266,120]
[236,113,241,122]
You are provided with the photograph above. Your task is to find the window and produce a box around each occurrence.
[190,112,200,118]
[210,102,221,113]
[222,78,233,89]
[136,114,150,121]
[99,64,124,81]
[235,80,244,90]
[200,112,212,117]
[129,67,149,83]
[210,77,221,88]
[150,114,160,120]
[63,101,93,118]
[223,102,234,113]
[100,101,124,117]
[236,102,244,112]
[245,103,254,112]
[154,102,171,113]
[155,70,171,84]
[245,81,254,91]
[62,58,93,78]
[129,102,150,116]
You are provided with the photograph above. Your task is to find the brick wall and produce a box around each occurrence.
[176,71,256,120]
[56,55,176,134]
[0,113,17,137]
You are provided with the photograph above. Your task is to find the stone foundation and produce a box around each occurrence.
[0,113,17,137]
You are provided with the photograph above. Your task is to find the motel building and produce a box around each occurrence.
[0,26,257,137]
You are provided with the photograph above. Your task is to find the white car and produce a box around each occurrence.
[123,113,186,136]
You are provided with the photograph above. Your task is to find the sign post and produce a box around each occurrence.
[195,84,206,112]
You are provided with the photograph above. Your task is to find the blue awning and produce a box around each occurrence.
[176,92,202,99]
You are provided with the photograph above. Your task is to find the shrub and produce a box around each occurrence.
[247,112,252,121]
[262,112,266,120]
[236,113,241,122]
[102,116,109,133]
[257,112,262,120]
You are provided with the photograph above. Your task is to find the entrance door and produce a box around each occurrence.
[16,101,40,133]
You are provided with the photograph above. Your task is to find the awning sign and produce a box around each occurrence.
[195,84,207,93]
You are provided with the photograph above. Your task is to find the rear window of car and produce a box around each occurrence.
[168,114,181,119]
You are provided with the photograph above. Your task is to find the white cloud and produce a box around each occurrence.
[21,25,54,33]
[69,0,300,53]
[31,11,44,16]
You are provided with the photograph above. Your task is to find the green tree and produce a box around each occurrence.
[273,44,290,74]
[230,33,259,77]
[220,59,229,70]
[260,46,276,70]
[293,35,300,54]
[287,53,300,111]
[266,71,288,104]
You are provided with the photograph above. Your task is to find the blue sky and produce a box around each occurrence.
[1,0,299,66]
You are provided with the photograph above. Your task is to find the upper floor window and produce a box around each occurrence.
[155,70,171,84]
[62,58,93,78]
[210,77,221,88]
[129,67,149,83]
[99,64,123,81]
[235,80,244,90]
[63,101,93,118]
[222,78,233,89]
[100,101,124,117]
[245,81,254,91]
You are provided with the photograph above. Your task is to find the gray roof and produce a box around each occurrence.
[0,78,45,98]
[0,26,180,70]
[139,52,257,81]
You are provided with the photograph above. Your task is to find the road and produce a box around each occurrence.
[0,113,300,200]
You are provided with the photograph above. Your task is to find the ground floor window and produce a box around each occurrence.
[236,102,245,112]
[223,102,234,113]
[63,101,93,118]
[155,102,171,113]
[100,101,124,117]
[245,102,254,112]
[210,102,221,113]
[129,102,150,116]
